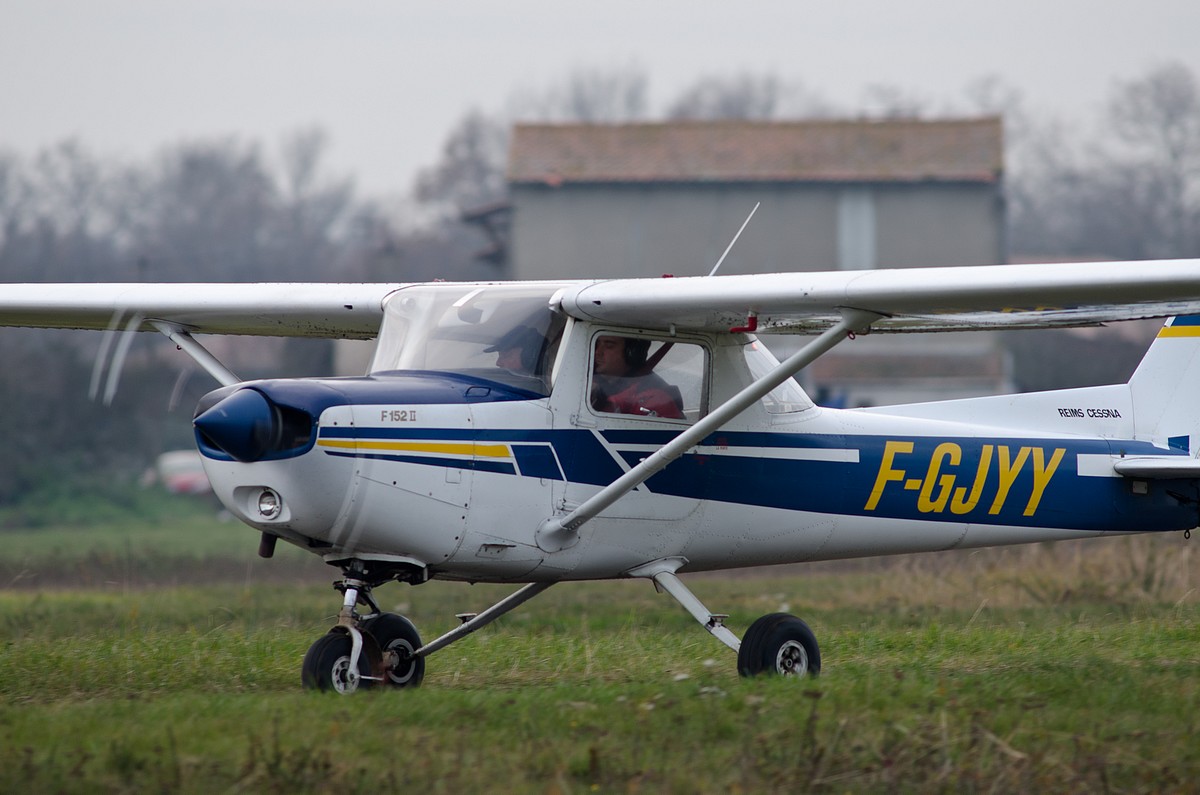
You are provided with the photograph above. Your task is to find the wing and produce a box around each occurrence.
[556,259,1200,333]
[0,283,408,339]
[8,258,1200,340]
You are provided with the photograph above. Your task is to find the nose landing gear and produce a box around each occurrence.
[301,561,554,693]
[300,562,425,693]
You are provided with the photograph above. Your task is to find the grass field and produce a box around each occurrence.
[1,509,1197,793]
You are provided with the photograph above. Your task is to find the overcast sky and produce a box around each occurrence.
[3,1,1198,199]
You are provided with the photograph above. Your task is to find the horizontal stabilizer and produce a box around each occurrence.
[1113,457,1200,479]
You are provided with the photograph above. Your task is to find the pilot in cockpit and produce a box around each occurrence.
[590,335,684,419]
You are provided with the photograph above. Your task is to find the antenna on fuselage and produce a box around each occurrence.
[707,202,760,277]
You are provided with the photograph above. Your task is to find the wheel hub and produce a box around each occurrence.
[775,639,809,676]
[384,640,418,685]
[331,655,359,693]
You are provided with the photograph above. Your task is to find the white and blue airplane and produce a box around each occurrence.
[3,258,1200,692]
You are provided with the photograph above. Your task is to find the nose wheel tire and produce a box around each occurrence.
[362,613,425,688]
[301,631,374,693]
[737,613,821,678]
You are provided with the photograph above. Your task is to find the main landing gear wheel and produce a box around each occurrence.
[737,613,821,678]
[362,613,425,687]
[301,631,375,693]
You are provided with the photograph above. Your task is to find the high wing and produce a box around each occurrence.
[4,259,1200,341]
[555,259,1200,333]
[0,282,408,339]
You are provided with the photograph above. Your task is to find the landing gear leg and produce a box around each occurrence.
[628,558,741,652]
[629,557,820,678]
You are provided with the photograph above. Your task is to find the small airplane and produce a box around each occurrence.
[3,258,1200,693]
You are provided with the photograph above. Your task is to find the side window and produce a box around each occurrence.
[743,339,813,414]
[590,335,706,421]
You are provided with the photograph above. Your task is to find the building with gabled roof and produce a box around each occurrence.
[505,117,1004,279]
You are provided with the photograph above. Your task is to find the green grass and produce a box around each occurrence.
[0,514,1197,792]
[0,499,324,589]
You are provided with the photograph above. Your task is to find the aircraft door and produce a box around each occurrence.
[445,399,558,580]
[549,329,711,522]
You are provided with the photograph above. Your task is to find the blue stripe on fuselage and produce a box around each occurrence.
[317,426,1197,533]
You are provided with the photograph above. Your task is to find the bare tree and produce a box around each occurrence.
[542,65,649,123]
[416,66,654,223]
[126,138,276,281]
[860,84,932,119]
[278,129,353,232]
[1005,62,1200,261]
[30,141,114,236]
[0,142,127,282]
[0,150,28,253]
[273,127,356,278]
[1106,61,1200,256]
[414,109,510,216]
[668,73,780,120]
[667,73,833,120]
[507,65,650,124]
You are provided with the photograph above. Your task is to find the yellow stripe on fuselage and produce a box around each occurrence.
[317,440,512,458]
[1157,325,1200,337]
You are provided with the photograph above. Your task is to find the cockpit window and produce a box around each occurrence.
[590,335,706,422]
[371,284,567,396]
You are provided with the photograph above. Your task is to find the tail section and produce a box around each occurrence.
[1128,316,1200,454]
[864,315,1200,451]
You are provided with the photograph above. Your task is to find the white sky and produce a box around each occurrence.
[2,1,1198,200]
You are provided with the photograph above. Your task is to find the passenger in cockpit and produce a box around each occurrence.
[591,335,684,419]
[486,325,543,375]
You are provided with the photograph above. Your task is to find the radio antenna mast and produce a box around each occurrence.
[708,202,760,277]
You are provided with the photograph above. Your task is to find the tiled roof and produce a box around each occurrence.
[508,118,1003,185]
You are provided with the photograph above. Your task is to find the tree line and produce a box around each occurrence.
[2,63,1199,513]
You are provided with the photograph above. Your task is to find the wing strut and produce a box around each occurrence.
[150,321,241,387]
[535,308,881,552]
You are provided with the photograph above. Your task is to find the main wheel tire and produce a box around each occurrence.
[362,613,425,688]
[301,631,373,693]
[737,613,821,678]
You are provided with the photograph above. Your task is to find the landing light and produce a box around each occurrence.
[257,488,282,519]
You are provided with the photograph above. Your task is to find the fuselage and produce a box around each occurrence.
[195,370,1198,584]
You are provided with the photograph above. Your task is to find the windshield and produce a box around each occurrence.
[371,284,567,396]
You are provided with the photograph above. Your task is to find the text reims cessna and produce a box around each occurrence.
[5,259,1200,692]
